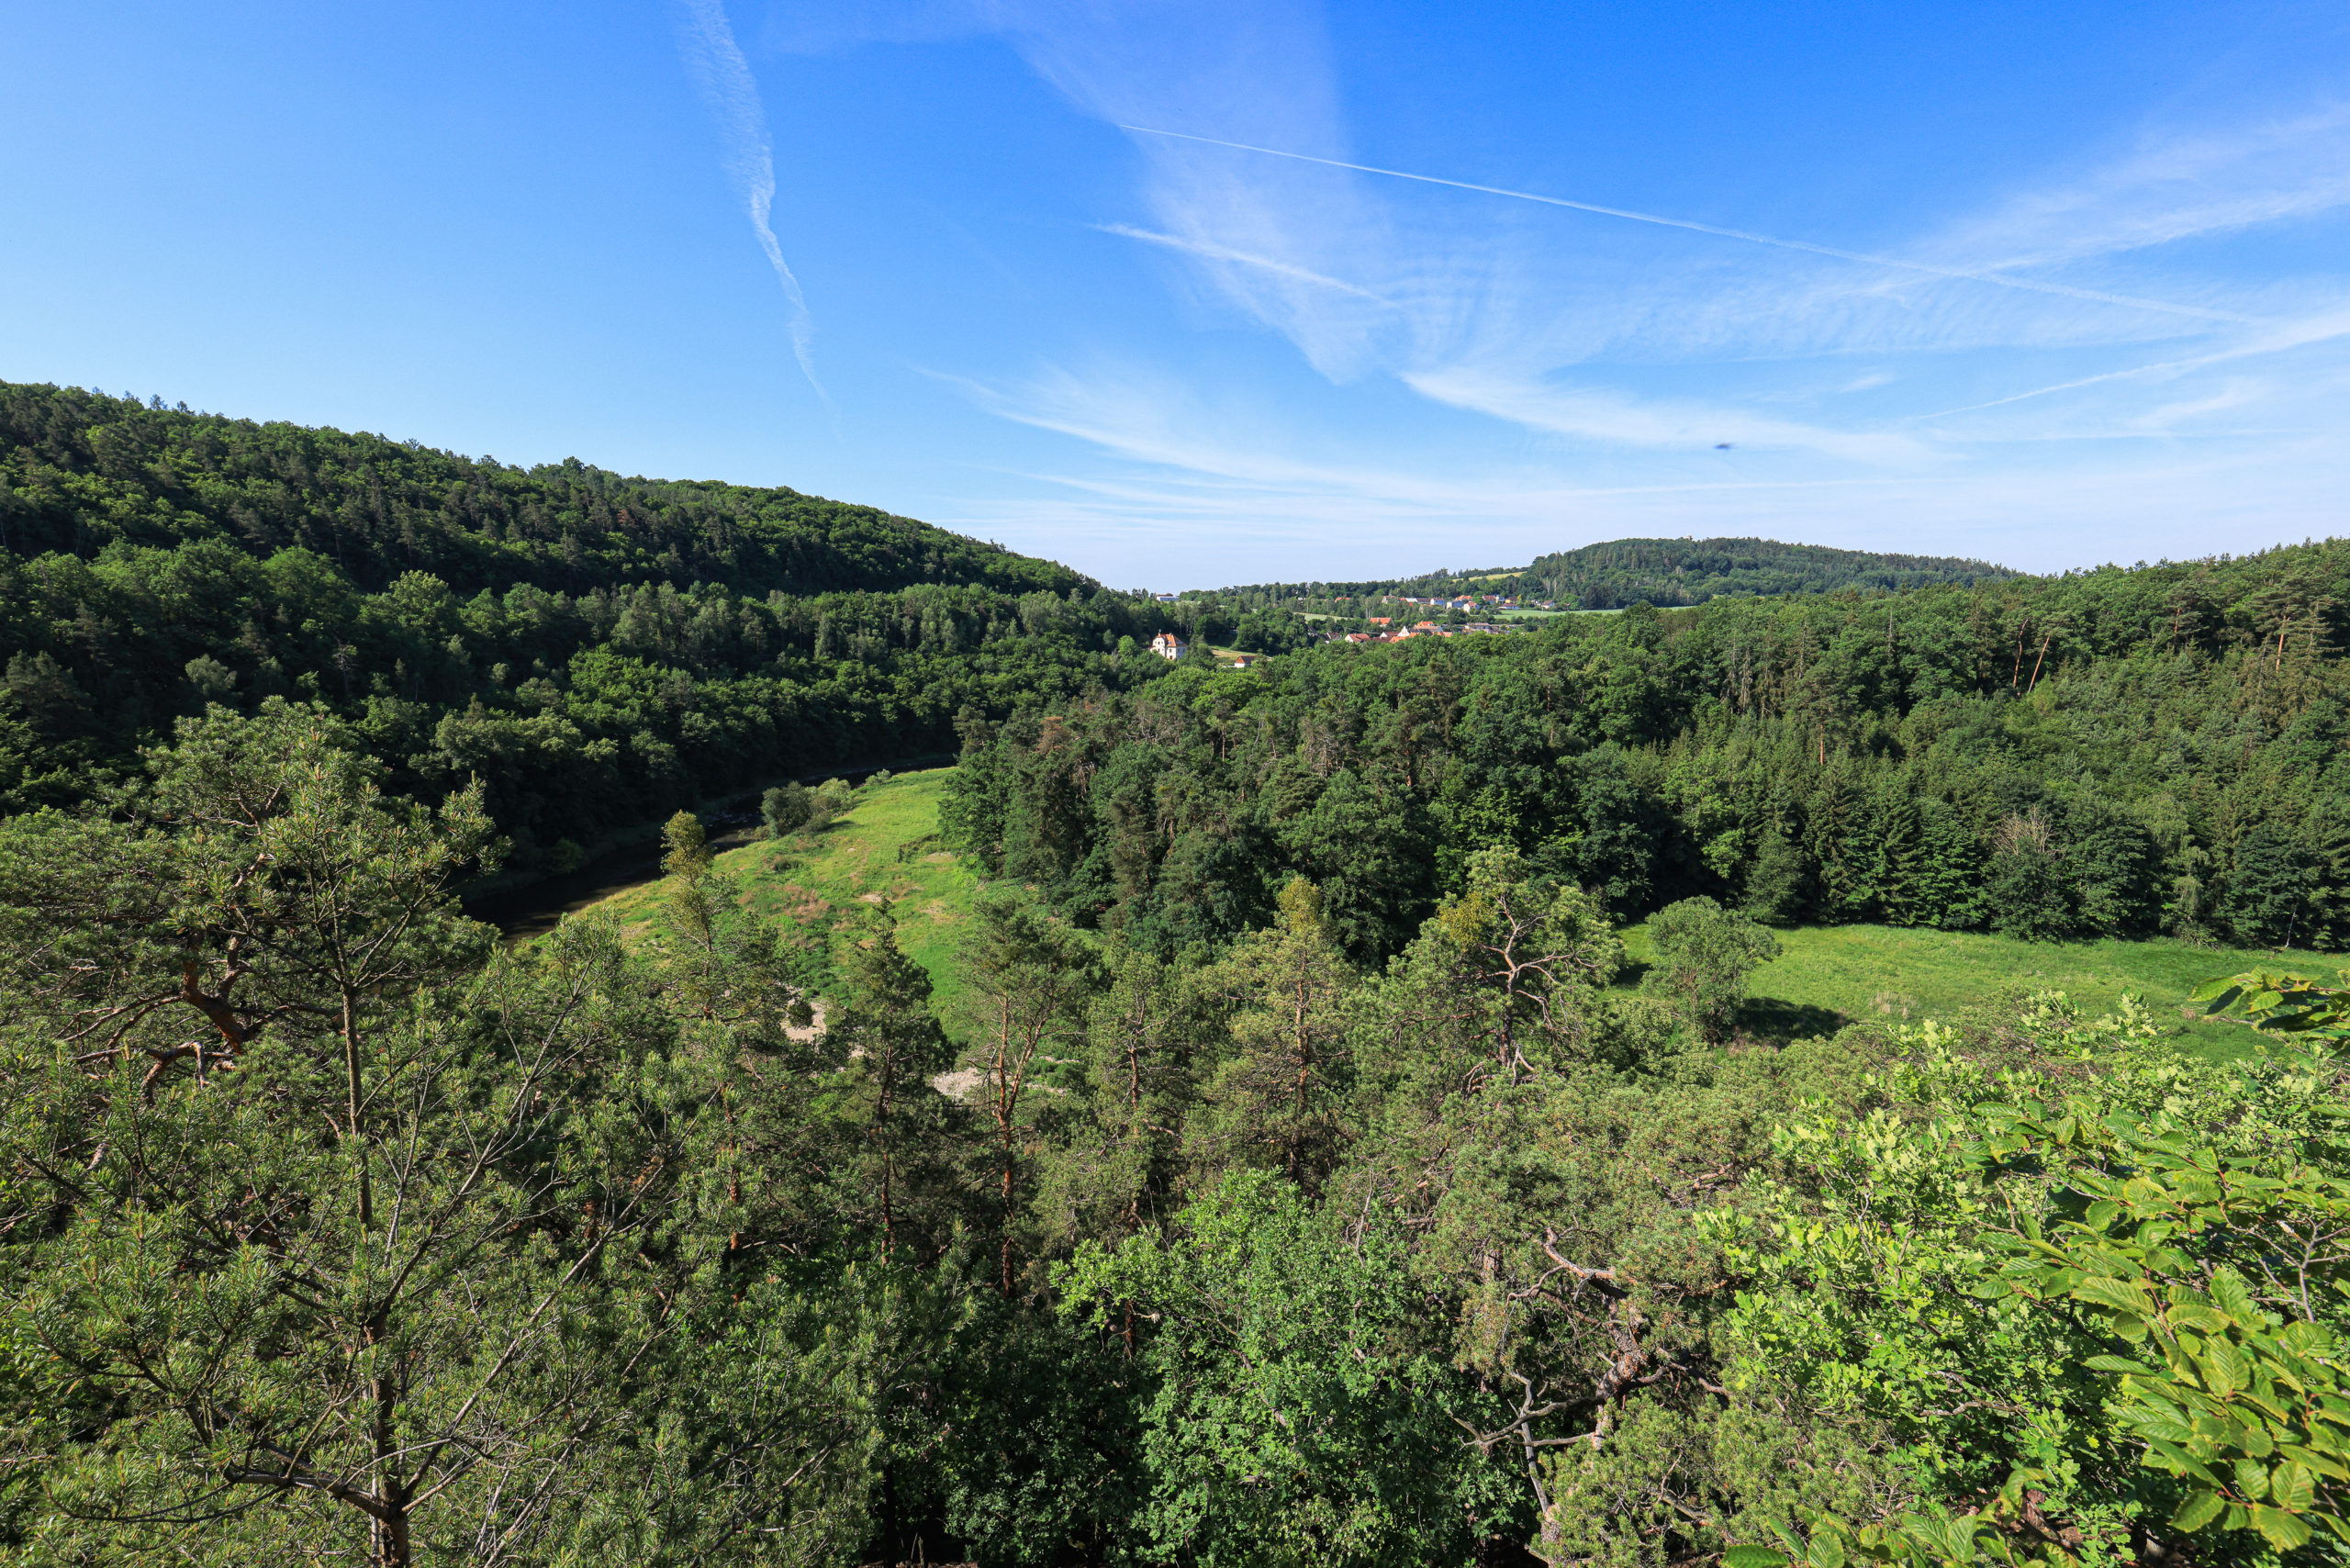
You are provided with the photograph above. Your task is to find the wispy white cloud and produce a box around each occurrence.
[1119,126,2255,325]
[1922,302,2350,418]
[2133,378,2267,431]
[1928,105,2350,271]
[746,0,2350,581]
[1402,366,1936,465]
[1097,224,1389,302]
[672,0,825,402]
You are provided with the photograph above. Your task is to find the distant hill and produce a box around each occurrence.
[1208,535,2020,610]
[1517,536,2020,608]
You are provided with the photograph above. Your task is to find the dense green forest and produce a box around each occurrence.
[5,700,2348,1565]
[947,543,2350,961]
[1518,537,2023,609]
[0,382,1172,872]
[1210,535,2020,612]
[8,382,2350,1567]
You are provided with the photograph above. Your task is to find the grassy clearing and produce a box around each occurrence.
[1618,919,2338,1055]
[571,766,2339,1060]
[576,767,989,1031]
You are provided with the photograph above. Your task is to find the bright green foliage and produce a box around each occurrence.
[1185,878,1358,1185]
[1974,1103,2350,1557]
[650,811,806,1033]
[0,706,907,1564]
[1643,895,1782,1040]
[0,383,1081,601]
[1718,977,2350,1568]
[958,894,1104,1293]
[2196,967,2350,1037]
[5,503,2348,1567]
[663,808,712,876]
[1214,537,2020,610]
[1058,1170,1512,1567]
[762,780,813,835]
[811,905,964,1257]
[1032,943,1218,1248]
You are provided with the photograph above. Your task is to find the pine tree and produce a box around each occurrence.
[1870,782,1927,925]
[958,894,1102,1294]
[819,904,960,1256]
[0,702,713,1564]
[1188,878,1359,1189]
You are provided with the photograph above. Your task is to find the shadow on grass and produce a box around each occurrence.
[1738,996,1850,1042]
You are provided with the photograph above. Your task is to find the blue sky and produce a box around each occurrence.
[3,0,2346,588]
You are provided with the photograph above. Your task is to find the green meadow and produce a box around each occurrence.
[574,764,2335,1057]
[576,767,990,1032]
[1619,918,2329,1055]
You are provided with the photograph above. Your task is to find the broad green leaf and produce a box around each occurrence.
[2210,1271,2258,1326]
[2279,1443,2350,1484]
[2204,1338,2252,1395]
[2252,1504,2313,1551]
[1723,1549,1790,1568]
[2139,1435,2222,1484]
[2273,1460,2317,1511]
[2170,1488,2224,1533]
[2191,976,2252,1007]
[2071,1276,2154,1317]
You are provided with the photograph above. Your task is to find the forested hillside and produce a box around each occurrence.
[0,382,1080,598]
[947,543,2350,960]
[7,700,2347,1565]
[9,379,2350,1566]
[1518,535,2020,608]
[0,382,1169,872]
[1212,534,2020,610]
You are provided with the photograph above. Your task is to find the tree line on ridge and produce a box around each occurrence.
[946,543,2350,961]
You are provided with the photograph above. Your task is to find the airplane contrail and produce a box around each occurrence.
[1118,125,2255,326]
[675,0,828,404]
[1920,303,2350,417]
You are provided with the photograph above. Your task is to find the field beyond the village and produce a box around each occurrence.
[570,766,2330,1058]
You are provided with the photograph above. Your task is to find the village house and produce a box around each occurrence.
[1149,632,1186,660]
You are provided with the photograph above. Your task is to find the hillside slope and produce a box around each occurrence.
[0,381,1083,599]
[0,382,1168,876]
